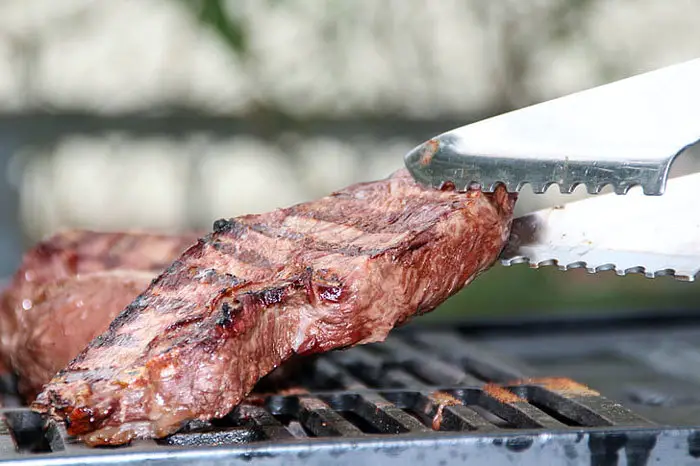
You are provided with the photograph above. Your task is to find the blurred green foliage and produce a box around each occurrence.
[183,0,248,55]
[427,265,700,321]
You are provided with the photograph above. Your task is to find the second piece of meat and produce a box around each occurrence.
[0,231,199,400]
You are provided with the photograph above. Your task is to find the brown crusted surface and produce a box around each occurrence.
[430,391,462,430]
[33,169,516,446]
[419,139,440,167]
[516,377,600,397]
[0,231,199,400]
[482,384,526,404]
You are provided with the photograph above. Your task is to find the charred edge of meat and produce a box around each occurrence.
[216,301,242,328]
[65,293,150,368]
[184,272,346,354]
[42,389,71,413]
[89,333,135,350]
[156,260,188,289]
[212,218,248,237]
[144,315,208,354]
[112,294,150,328]
[33,388,114,437]
[64,403,117,436]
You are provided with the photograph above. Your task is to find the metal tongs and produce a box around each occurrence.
[404,59,700,281]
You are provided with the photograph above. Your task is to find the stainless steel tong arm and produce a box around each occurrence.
[405,58,700,195]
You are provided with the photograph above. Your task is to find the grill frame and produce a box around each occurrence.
[2,309,700,465]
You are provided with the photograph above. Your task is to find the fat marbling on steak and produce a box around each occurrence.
[0,231,199,400]
[32,169,517,446]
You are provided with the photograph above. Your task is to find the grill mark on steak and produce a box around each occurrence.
[242,220,393,257]
[149,271,334,358]
[111,294,150,327]
[145,315,208,353]
[236,249,273,268]
[89,333,135,350]
[201,228,291,273]
[63,229,289,371]
[33,169,517,446]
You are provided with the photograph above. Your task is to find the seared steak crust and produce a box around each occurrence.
[32,170,516,446]
[0,231,199,399]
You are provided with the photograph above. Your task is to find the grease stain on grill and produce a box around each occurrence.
[689,431,700,458]
[482,384,524,404]
[588,433,627,466]
[430,391,462,430]
[564,443,578,460]
[240,451,277,462]
[505,436,534,452]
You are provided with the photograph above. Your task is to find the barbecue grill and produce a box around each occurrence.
[2,309,700,465]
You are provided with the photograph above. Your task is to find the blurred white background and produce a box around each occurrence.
[0,0,699,316]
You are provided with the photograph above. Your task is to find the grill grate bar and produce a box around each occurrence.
[357,393,432,433]
[46,421,89,453]
[237,404,295,440]
[297,397,364,437]
[379,338,484,386]
[410,332,531,382]
[517,380,655,427]
[3,409,51,454]
[0,411,18,457]
[311,358,367,391]
[423,392,500,432]
[475,389,568,429]
[158,428,260,447]
[330,348,431,389]
[510,385,611,427]
[385,369,430,389]
[314,358,432,434]
[328,349,386,386]
[562,393,654,427]
[322,393,432,434]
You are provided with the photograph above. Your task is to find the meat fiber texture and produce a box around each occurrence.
[0,231,199,400]
[32,169,517,446]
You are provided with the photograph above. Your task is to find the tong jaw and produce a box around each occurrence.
[500,253,700,282]
[497,171,700,282]
[405,135,690,196]
[405,58,700,196]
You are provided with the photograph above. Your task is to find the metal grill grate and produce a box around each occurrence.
[1,314,699,465]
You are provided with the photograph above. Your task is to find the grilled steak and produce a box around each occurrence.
[32,169,517,446]
[0,231,199,400]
